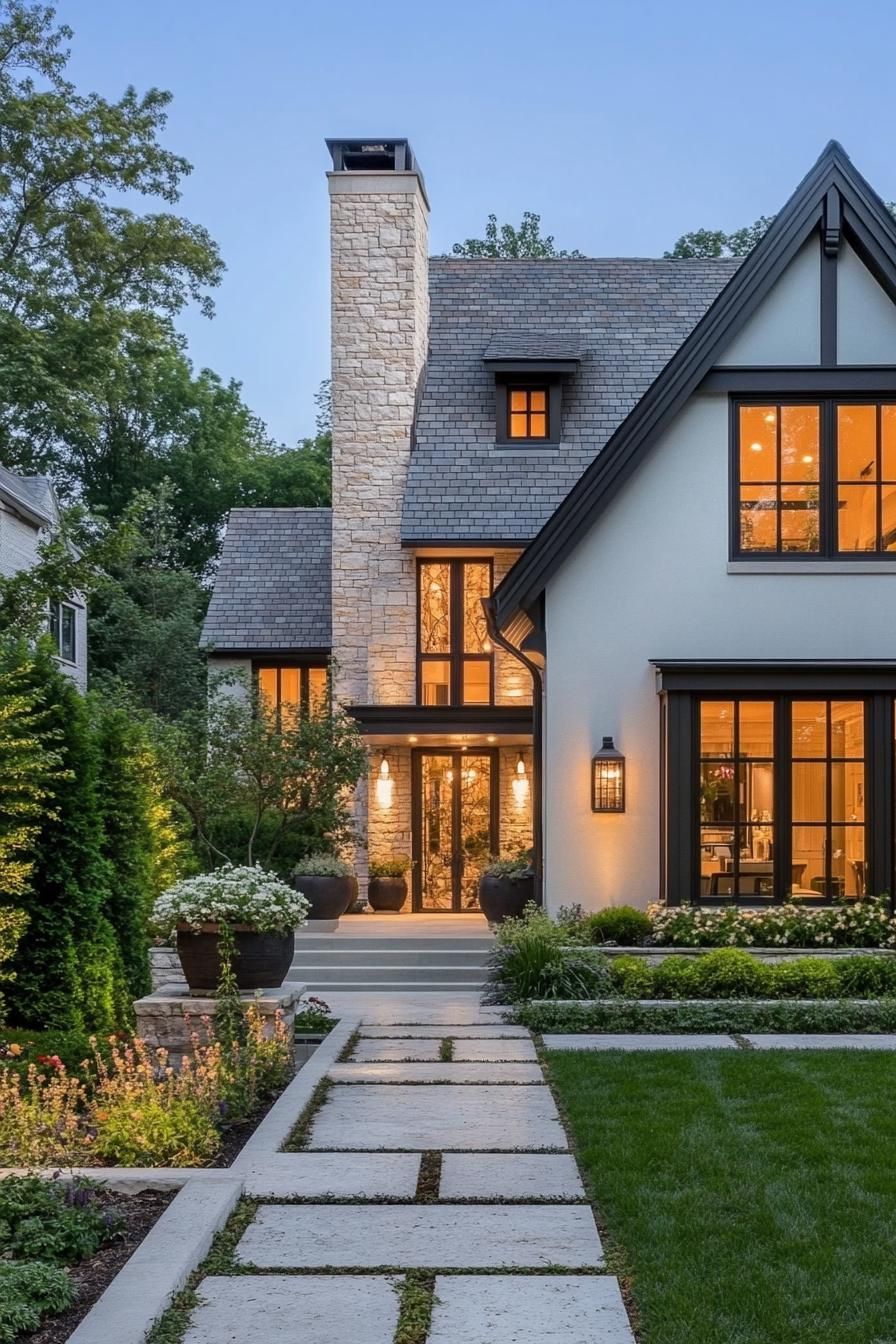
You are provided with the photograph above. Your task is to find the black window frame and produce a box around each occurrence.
[253,658,329,726]
[48,598,77,664]
[731,396,896,560]
[495,379,562,447]
[664,686,893,905]
[416,557,495,708]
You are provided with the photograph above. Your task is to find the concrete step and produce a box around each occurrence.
[290,949,491,968]
[287,964,489,986]
[300,979,487,993]
[294,937,493,953]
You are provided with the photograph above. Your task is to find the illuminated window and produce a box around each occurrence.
[417,560,493,706]
[256,663,328,725]
[508,387,549,440]
[735,401,896,557]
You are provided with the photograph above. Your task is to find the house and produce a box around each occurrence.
[204,137,896,914]
[0,464,87,691]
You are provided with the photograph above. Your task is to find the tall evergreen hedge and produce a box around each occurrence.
[0,639,186,1032]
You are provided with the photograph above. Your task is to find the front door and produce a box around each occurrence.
[412,750,498,911]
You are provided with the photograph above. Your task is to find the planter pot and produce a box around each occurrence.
[175,923,295,996]
[478,873,537,923]
[292,874,358,922]
[368,875,408,912]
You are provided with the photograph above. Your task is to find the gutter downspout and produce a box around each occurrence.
[483,596,544,907]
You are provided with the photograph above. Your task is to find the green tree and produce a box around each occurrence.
[154,670,367,876]
[664,216,776,259]
[2,642,129,1032]
[451,211,584,258]
[0,2,222,477]
[88,484,210,718]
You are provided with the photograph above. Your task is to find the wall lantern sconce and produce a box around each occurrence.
[512,751,530,808]
[375,750,394,808]
[592,737,625,812]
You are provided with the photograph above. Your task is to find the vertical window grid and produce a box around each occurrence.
[256,665,328,725]
[508,387,549,440]
[417,560,494,707]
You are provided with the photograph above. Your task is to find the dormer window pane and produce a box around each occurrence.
[507,387,550,440]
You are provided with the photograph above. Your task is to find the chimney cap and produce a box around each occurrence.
[326,137,423,182]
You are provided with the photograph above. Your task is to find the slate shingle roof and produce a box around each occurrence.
[402,257,742,544]
[201,508,331,651]
[0,465,56,527]
[482,331,583,362]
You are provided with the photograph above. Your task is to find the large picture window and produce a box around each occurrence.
[417,559,493,706]
[734,400,896,557]
[693,696,868,901]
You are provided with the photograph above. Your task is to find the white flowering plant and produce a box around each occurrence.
[646,896,896,949]
[152,865,310,937]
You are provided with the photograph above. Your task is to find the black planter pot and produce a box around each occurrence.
[368,875,408,912]
[175,923,295,996]
[293,874,358,922]
[478,873,537,923]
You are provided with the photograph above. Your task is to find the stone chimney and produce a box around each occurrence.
[327,138,430,706]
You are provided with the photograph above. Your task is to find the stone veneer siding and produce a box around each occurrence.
[329,171,429,709]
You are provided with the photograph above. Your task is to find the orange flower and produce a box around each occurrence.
[7,1042,23,1057]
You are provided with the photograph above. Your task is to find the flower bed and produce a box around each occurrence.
[645,898,896,948]
[0,1173,173,1344]
[0,1005,293,1169]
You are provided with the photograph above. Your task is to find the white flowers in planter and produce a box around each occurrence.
[153,864,310,937]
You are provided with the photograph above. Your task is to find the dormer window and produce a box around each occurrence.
[509,387,549,440]
[483,335,581,449]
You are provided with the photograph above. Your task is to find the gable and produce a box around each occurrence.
[493,141,896,629]
[715,238,820,366]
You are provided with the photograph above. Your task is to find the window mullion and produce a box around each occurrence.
[824,399,836,557]
[774,698,790,904]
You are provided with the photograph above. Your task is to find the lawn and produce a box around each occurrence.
[545,1049,896,1344]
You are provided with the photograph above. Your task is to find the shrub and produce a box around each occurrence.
[580,905,653,947]
[650,956,699,998]
[517,997,896,1035]
[688,948,772,999]
[0,909,27,1025]
[0,1063,90,1167]
[0,1175,121,1264]
[835,955,896,997]
[0,1261,74,1343]
[291,852,353,878]
[369,855,412,879]
[769,957,840,999]
[294,995,335,1034]
[153,864,310,936]
[610,954,655,999]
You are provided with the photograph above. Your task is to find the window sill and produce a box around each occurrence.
[492,442,564,454]
[728,560,896,574]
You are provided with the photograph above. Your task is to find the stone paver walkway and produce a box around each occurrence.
[183,1010,636,1344]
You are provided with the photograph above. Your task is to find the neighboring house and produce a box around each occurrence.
[0,464,87,691]
[204,137,896,914]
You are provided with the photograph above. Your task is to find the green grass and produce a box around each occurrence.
[546,1049,896,1344]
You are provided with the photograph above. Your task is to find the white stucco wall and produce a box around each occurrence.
[716,239,820,365]
[837,240,896,364]
[544,392,896,912]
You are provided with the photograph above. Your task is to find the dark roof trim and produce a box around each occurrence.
[206,648,331,661]
[702,366,896,393]
[347,704,534,736]
[493,141,896,627]
[652,658,896,693]
[484,359,580,374]
[402,538,532,550]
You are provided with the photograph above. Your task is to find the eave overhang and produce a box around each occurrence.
[346,704,534,741]
[651,659,896,693]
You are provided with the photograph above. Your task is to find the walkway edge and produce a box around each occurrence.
[231,1017,360,1164]
[67,1175,242,1344]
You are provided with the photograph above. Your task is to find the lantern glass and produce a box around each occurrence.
[592,737,625,812]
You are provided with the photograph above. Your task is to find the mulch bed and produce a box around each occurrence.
[20,1188,175,1344]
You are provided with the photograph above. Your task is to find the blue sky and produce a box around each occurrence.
[66,0,896,445]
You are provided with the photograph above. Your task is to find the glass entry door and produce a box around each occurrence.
[412,750,497,911]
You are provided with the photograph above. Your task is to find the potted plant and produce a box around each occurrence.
[153,865,309,995]
[291,852,358,924]
[478,852,537,924]
[368,855,413,912]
